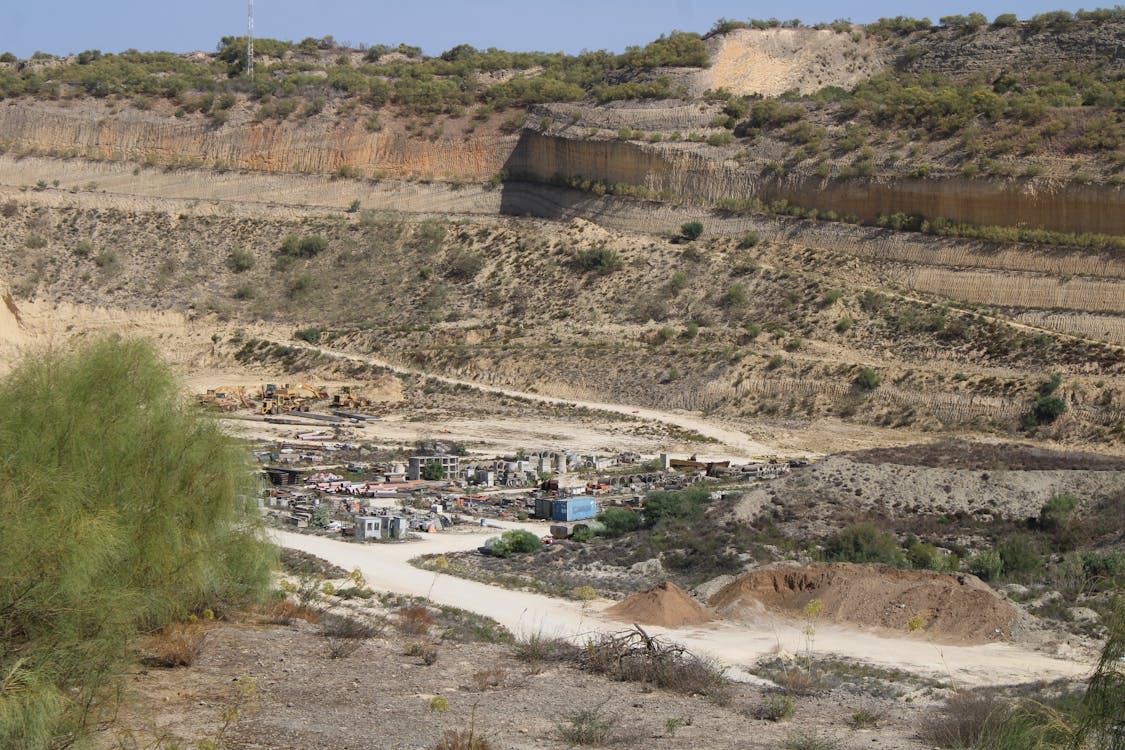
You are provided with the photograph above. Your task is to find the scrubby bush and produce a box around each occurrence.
[278,234,329,259]
[968,550,1004,581]
[1038,493,1079,537]
[643,488,712,527]
[680,221,704,240]
[227,245,255,272]
[0,339,273,748]
[855,367,881,391]
[598,507,641,537]
[487,529,541,558]
[444,249,484,280]
[720,284,748,308]
[294,326,321,344]
[1029,395,1068,425]
[824,523,905,566]
[907,542,958,572]
[574,245,620,274]
[738,231,761,248]
[998,535,1041,577]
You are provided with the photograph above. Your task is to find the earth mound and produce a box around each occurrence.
[709,563,1015,644]
[607,581,717,628]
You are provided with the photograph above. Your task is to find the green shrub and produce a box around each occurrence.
[738,231,761,248]
[556,705,615,745]
[824,523,905,566]
[680,221,704,241]
[0,339,273,748]
[998,535,1041,577]
[720,284,748,308]
[1038,494,1079,536]
[755,694,795,721]
[487,530,540,558]
[907,542,958,572]
[969,550,1004,581]
[1029,395,1067,425]
[682,321,700,339]
[278,234,329,258]
[1039,372,1063,396]
[598,507,641,538]
[821,289,843,306]
[288,273,314,297]
[294,327,321,344]
[835,316,854,333]
[574,245,620,274]
[227,245,255,272]
[643,488,712,527]
[855,367,881,391]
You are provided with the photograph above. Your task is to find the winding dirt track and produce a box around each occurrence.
[283,339,797,460]
[273,528,1092,689]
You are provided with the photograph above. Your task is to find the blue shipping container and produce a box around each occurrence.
[551,496,597,522]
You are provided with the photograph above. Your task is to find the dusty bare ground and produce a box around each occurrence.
[103,616,947,750]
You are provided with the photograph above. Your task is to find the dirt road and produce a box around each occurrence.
[282,340,797,460]
[273,529,1092,689]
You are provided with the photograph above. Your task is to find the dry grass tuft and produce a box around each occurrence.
[398,604,435,635]
[143,622,209,668]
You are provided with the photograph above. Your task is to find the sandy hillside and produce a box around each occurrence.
[692,28,892,97]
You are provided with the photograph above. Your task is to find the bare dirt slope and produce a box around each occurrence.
[734,450,1125,529]
[692,27,892,96]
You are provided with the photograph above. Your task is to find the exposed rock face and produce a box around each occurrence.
[0,100,515,179]
[903,22,1125,77]
[506,132,1125,235]
[2,92,1123,237]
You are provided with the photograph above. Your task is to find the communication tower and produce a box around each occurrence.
[247,0,254,77]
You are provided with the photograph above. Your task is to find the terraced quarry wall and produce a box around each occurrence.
[0,100,515,179]
[505,132,1125,236]
[2,100,1122,236]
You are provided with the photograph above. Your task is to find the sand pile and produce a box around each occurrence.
[606,581,717,628]
[709,563,1015,644]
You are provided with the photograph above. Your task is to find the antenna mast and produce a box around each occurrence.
[247,0,254,77]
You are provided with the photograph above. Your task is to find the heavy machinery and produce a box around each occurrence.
[332,386,371,409]
[199,386,254,411]
[256,382,331,415]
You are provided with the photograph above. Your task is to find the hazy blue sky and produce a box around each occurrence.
[0,1,1101,58]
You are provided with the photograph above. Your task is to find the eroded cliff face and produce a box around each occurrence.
[1,99,1123,236]
[0,100,515,179]
[506,132,1125,235]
